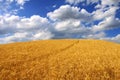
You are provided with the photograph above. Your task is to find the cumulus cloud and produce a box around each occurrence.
[47,5,80,21]
[0,30,54,44]
[54,20,91,38]
[47,5,94,39]
[93,6,118,20]
[93,16,120,31]
[47,4,120,43]
[47,5,92,22]
[33,31,54,40]
[0,14,54,43]
[55,19,81,31]
[0,15,50,34]
[0,32,30,43]
[66,0,120,6]
[0,0,120,43]
[91,1,120,32]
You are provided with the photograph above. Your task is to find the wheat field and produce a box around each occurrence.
[0,39,120,80]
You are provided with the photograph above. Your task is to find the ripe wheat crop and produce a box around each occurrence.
[0,39,120,80]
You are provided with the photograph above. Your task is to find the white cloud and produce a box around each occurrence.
[47,5,92,22]
[65,0,84,5]
[0,31,54,44]
[51,20,92,39]
[93,16,120,31]
[0,30,54,44]
[111,34,120,43]
[65,0,120,6]
[0,14,54,43]
[48,5,80,21]
[16,0,29,5]
[0,0,29,15]
[33,30,54,40]
[0,32,30,43]
[0,14,19,34]
[47,5,93,39]
[47,4,120,43]
[0,1,120,44]
[93,6,118,20]
[101,0,120,6]
[65,0,99,5]
[0,15,50,34]
[17,15,50,31]
[82,32,106,39]
[55,19,81,31]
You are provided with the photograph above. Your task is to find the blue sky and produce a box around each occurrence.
[0,0,120,43]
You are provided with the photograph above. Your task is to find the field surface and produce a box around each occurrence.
[0,39,120,80]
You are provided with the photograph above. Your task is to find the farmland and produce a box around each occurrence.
[0,39,120,80]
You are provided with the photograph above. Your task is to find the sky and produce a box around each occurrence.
[0,0,120,44]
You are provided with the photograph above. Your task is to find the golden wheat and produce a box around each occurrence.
[0,39,120,80]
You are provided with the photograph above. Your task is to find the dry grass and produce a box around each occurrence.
[0,39,120,80]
